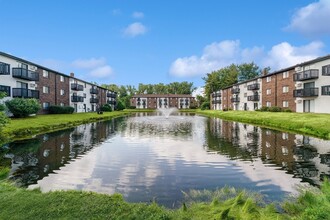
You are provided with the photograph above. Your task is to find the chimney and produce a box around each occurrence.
[70,72,75,77]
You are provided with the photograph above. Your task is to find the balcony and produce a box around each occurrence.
[12,88,39,99]
[293,69,319,81]
[247,83,260,90]
[71,95,84,102]
[0,85,11,96]
[247,95,260,101]
[212,92,221,98]
[12,68,39,81]
[231,88,240,94]
[90,88,99,94]
[90,97,99,103]
[71,83,84,91]
[293,88,319,97]
[0,62,10,75]
[231,97,240,102]
[107,100,116,105]
[212,100,221,104]
[107,93,116,98]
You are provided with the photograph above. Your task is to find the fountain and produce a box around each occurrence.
[156,107,178,118]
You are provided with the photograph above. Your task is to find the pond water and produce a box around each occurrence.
[2,113,330,208]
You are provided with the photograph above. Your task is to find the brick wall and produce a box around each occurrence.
[276,69,296,112]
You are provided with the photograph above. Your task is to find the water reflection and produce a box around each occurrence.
[1,114,330,208]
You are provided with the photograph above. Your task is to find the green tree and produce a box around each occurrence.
[195,95,207,107]
[237,62,260,82]
[0,92,9,134]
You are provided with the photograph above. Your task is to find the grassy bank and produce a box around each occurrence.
[1,111,130,143]
[197,110,330,139]
[0,180,329,219]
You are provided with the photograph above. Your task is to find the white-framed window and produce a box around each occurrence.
[283,71,289,78]
[60,103,64,106]
[43,86,50,94]
[266,76,271,82]
[283,101,289,108]
[43,70,49,78]
[266,101,271,107]
[60,89,65,95]
[43,102,50,109]
[282,133,288,140]
[266,141,271,148]
[60,75,64,82]
[282,86,289,93]
[266,89,271,95]
[282,146,288,156]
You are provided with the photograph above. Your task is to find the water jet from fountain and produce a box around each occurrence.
[157,107,178,118]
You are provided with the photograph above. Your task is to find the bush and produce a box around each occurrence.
[269,106,282,112]
[48,106,74,114]
[5,98,41,118]
[283,109,292,112]
[127,106,136,109]
[100,104,112,112]
[0,104,4,112]
[200,101,210,110]
[116,100,125,111]
[260,106,270,112]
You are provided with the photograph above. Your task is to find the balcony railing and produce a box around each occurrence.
[90,88,99,94]
[212,100,221,104]
[247,83,260,90]
[0,62,10,75]
[247,95,260,101]
[107,93,116,98]
[293,69,319,81]
[212,92,221,98]
[71,83,84,91]
[231,97,240,102]
[293,88,319,97]
[231,88,240,94]
[108,100,116,105]
[12,88,39,99]
[90,97,99,103]
[71,95,84,102]
[12,68,39,81]
[0,85,11,96]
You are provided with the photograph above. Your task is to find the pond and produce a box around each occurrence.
[2,112,330,208]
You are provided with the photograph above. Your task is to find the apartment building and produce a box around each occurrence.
[210,54,330,113]
[211,91,221,110]
[130,94,196,109]
[0,52,117,114]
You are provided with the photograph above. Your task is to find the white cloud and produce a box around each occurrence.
[132,11,144,19]
[123,22,147,37]
[90,66,113,78]
[169,40,324,77]
[72,57,106,69]
[285,0,330,36]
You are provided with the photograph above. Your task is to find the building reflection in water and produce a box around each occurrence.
[4,118,120,187]
[207,117,330,186]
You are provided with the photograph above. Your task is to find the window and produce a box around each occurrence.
[60,103,64,106]
[83,93,86,98]
[282,86,289,93]
[321,85,330,95]
[43,86,50,94]
[60,75,64,82]
[282,133,288,140]
[60,89,65,95]
[244,93,247,97]
[0,85,11,96]
[266,76,271,82]
[283,71,289,78]
[282,146,288,156]
[266,101,271,107]
[21,63,28,69]
[266,141,271,148]
[43,70,49,78]
[283,101,289,108]
[266,89,271,95]
[0,62,10,75]
[322,65,330,76]
[43,102,50,110]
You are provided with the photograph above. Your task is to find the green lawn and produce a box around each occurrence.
[197,110,330,139]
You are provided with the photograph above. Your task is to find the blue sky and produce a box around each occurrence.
[1,0,330,88]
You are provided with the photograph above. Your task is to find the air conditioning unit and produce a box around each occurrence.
[30,65,37,71]
[297,100,302,104]
[295,66,301,72]
[296,83,302,88]
[30,83,36,88]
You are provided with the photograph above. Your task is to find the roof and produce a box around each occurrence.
[0,51,115,92]
[132,94,194,98]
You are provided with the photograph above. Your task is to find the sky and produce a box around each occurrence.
[1,0,330,89]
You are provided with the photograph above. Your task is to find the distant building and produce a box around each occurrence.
[0,51,117,114]
[130,94,196,109]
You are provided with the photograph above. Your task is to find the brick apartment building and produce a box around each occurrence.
[130,94,196,109]
[0,52,117,114]
[211,54,330,113]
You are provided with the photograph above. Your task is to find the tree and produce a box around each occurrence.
[0,92,9,133]
[196,95,207,107]
[237,62,260,82]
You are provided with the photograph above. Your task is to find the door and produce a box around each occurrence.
[74,104,78,113]
[83,104,86,112]
[303,100,310,112]
[244,103,247,111]
[254,103,258,110]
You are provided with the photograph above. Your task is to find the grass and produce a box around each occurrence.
[1,111,131,143]
[196,110,330,139]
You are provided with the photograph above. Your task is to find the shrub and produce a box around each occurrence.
[200,101,210,110]
[0,104,4,112]
[100,104,113,112]
[5,98,41,118]
[260,106,270,112]
[116,100,125,111]
[283,109,292,113]
[48,105,74,114]
[128,106,136,109]
[269,106,282,112]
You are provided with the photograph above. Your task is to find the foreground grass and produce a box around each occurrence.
[1,179,330,219]
[197,110,330,139]
[1,111,130,143]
